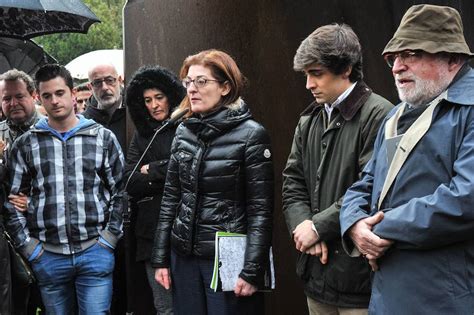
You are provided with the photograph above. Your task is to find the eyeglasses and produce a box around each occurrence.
[90,76,117,88]
[76,98,87,104]
[182,77,222,89]
[384,50,423,68]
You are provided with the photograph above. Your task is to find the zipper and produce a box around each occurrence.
[62,140,74,254]
[190,140,207,252]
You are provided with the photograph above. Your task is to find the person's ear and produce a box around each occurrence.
[31,90,39,101]
[447,54,464,71]
[221,81,231,96]
[342,66,353,79]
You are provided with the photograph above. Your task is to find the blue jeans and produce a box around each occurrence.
[31,242,115,314]
[170,251,264,315]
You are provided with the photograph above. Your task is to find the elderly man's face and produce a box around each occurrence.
[1,79,36,124]
[390,51,452,107]
[88,65,122,110]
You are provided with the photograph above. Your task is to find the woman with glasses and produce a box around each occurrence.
[124,65,185,314]
[151,49,274,315]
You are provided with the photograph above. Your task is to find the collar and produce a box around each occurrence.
[327,82,357,109]
[6,110,41,133]
[445,64,474,105]
[336,81,372,120]
[301,81,372,120]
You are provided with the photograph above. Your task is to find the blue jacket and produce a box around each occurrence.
[340,67,474,314]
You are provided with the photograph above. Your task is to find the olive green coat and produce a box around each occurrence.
[282,81,392,307]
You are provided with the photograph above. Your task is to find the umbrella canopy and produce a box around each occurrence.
[0,37,56,75]
[65,49,123,80]
[0,0,100,39]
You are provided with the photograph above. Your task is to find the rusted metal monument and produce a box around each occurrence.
[122,1,474,313]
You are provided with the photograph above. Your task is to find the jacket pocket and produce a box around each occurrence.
[446,245,470,298]
[176,150,193,182]
[135,196,159,240]
[296,253,311,280]
[323,246,371,294]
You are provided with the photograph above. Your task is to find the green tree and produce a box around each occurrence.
[35,0,125,65]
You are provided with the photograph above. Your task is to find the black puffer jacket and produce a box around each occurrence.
[124,65,185,261]
[151,99,274,286]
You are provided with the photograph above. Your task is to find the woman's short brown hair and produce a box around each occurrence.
[174,49,245,117]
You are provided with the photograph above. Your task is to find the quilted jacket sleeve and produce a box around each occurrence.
[150,136,181,268]
[238,124,274,287]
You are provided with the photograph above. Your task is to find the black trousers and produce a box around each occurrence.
[0,229,12,315]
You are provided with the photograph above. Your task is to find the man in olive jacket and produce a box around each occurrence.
[282,23,392,314]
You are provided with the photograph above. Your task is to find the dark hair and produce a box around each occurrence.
[74,82,91,92]
[35,64,74,91]
[126,65,185,114]
[294,23,363,82]
[125,65,185,136]
[176,49,246,116]
[2,69,36,95]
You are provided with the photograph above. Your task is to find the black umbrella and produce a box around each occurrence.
[0,0,100,39]
[0,37,56,75]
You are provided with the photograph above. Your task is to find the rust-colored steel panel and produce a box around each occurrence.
[123,1,474,313]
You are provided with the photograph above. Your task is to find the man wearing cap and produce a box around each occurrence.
[340,4,474,313]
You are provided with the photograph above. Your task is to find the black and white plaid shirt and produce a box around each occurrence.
[4,120,125,256]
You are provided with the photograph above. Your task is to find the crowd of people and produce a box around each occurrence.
[0,3,473,315]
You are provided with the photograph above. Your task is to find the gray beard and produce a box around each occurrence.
[97,95,122,113]
[396,65,451,107]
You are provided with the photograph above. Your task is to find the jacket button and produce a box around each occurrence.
[322,142,327,148]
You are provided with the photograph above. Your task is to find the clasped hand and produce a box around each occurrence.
[293,219,328,264]
[348,211,393,271]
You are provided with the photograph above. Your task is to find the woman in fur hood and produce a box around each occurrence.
[124,65,185,314]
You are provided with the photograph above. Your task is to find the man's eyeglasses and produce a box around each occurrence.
[90,76,117,88]
[182,77,222,89]
[384,50,423,68]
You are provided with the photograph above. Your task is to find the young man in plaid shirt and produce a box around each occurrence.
[4,64,125,313]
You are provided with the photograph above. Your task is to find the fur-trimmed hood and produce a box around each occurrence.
[126,65,185,137]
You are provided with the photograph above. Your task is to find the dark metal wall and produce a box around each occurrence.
[123,1,474,314]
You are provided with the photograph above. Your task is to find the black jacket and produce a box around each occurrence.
[125,127,175,261]
[83,96,127,154]
[124,65,185,261]
[151,99,274,287]
[0,164,9,314]
[283,82,392,307]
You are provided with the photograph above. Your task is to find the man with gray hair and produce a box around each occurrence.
[0,69,43,314]
[84,64,129,313]
[340,4,474,313]
[282,23,392,314]
[84,64,126,152]
[0,69,42,158]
